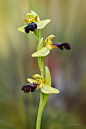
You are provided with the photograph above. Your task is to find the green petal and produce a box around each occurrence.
[45,66,51,86]
[26,13,34,19]
[33,74,42,78]
[27,78,36,83]
[32,47,50,57]
[37,19,51,29]
[26,10,40,22]
[41,84,60,94]
[18,25,27,33]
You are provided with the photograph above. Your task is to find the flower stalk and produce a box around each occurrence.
[18,10,71,129]
[36,30,44,129]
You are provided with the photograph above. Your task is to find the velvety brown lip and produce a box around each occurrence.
[24,22,37,33]
[22,83,39,93]
[53,42,71,50]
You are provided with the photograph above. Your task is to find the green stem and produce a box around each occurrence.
[36,91,44,129]
[40,57,44,77]
[36,30,44,129]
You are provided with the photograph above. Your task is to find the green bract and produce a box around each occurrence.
[42,66,51,107]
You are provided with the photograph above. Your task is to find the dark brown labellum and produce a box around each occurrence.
[24,22,37,33]
[53,42,71,50]
[22,84,31,93]
[30,83,39,92]
[21,83,39,93]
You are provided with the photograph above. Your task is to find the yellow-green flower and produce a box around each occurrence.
[32,35,71,57]
[44,35,71,50]
[18,10,51,33]
[22,72,59,94]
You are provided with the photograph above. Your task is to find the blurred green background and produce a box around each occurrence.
[0,0,86,129]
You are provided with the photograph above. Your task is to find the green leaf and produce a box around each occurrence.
[18,25,27,33]
[32,47,50,57]
[27,78,36,83]
[37,19,51,29]
[41,84,60,94]
[37,37,43,51]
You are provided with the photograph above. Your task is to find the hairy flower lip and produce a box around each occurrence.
[22,83,39,93]
[53,42,71,50]
[22,84,31,93]
[24,22,37,33]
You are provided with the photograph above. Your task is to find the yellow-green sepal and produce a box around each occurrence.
[18,25,27,33]
[41,84,60,94]
[27,78,36,83]
[31,10,40,21]
[37,19,51,29]
[32,47,50,57]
